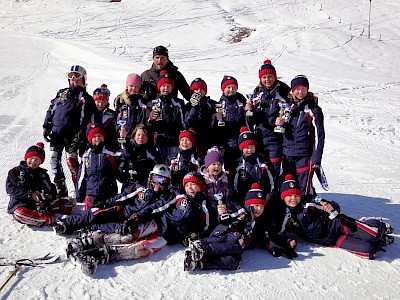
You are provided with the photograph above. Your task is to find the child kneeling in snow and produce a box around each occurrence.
[6,142,74,226]
[279,174,394,259]
[184,183,297,271]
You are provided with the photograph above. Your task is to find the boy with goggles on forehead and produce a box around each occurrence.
[54,164,177,235]
[43,65,96,198]
[58,171,217,275]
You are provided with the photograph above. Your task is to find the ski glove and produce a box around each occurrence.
[118,214,138,235]
[182,232,199,247]
[190,93,202,107]
[269,245,298,259]
[43,127,52,143]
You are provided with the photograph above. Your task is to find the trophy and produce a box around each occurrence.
[152,98,163,121]
[245,94,253,117]
[274,102,286,133]
[213,192,224,205]
[118,120,127,144]
[215,103,226,126]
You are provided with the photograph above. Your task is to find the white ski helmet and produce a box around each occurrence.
[150,164,171,179]
[67,65,87,87]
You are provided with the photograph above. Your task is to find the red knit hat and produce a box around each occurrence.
[238,126,257,151]
[245,183,267,206]
[179,128,197,146]
[190,78,207,94]
[183,172,206,192]
[258,59,277,79]
[157,70,174,91]
[221,75,238,92]
[86,123,107,142]
[280,174,302,200]
[93,84,110,101]
[24,142,45,163]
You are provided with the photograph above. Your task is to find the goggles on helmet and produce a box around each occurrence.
[151,174,169,186]
[67,71,83,80]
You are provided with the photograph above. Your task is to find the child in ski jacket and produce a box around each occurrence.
[279,175,393,259]
[77,123,119,209]
[184,78,217,155]
[211,75,246,178]
[202,147,232,211]
[147,70,186,163]
[234,127,275,205]
[170,128,203,191]
[118,124,162,189]
[184,183,297,271]
[54,164,176,235]
[276,75,325,198]
[42,65,96,197]
[114,73,149,143]
[247,59,291,184]
[6,142,73,226]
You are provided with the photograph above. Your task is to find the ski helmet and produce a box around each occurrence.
[150,164,171,179]
[67,65,87,87]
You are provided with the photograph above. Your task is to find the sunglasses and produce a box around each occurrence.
[67,71,83,80]
[151,174,169,186]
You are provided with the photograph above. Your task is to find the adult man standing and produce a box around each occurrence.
[141,45,191,102]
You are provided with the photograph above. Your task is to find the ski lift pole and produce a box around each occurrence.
[368,0,372,39]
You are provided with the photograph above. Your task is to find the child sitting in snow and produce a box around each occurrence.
[279,174,394,259]
[184,183,297,271]
[6,142,74,226]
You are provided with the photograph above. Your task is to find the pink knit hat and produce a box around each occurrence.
[126,73,142,87]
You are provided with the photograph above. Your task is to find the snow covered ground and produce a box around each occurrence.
[0,0,399,299]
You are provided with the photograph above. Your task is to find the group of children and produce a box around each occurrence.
[5,47,394,275]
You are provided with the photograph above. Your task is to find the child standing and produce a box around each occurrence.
[43,65,95,197]
[279,175,394,259]
[276,75,325,200]
[170,128,203,191]
[114,74,149,146]
[247,59,291,184]
[202,147,232,212]
[6,142,73,226]
[234,127,275,205]
[77,123,119,209]
[184,78,217,154]
[212,75,246,179]
[148,70,186,163]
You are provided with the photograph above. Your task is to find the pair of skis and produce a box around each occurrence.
[0,253,59,293]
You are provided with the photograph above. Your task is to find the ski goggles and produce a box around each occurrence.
[151,174,169,186]
[67,71,83,80]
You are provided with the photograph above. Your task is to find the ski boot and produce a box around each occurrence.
[184,250,196,271]
[382,234,394,246]
[53,221,67,235]
[384,223,394,235]
[66,239,85,258]
[189,240,204,262]
[72,252,98,276]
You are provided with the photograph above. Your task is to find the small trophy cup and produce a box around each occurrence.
[245,94,253,117]
[274,102,286,133]
[215,104,226,126]
[118,120,127,144]
[213,192,224,205]
[152,99,163,121]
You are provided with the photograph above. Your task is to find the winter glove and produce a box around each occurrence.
[190,92,202,107]
[36,200,51,214]
[43,127,52,143]
[68,134,84,154]
[182,232,199,247]
[117,214,138,235]
[148,110,160,122]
